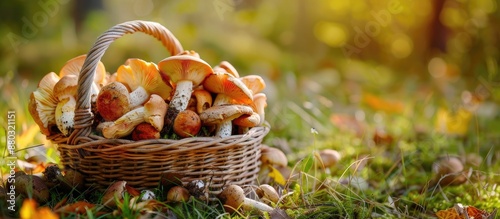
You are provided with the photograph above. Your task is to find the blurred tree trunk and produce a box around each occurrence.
[428,0,447,55]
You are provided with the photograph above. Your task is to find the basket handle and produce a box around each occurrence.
[69,20,184,144]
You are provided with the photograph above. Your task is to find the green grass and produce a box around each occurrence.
[1,70,499,218]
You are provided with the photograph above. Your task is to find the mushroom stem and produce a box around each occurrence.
[215,121,232,138]
[242,197,274,212]
[164,80,193,133]
[103,107,145,138]
[55,97,76,136]
[129,86,149,108]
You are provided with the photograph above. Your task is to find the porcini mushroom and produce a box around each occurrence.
[218,184,273,213]
[102,181,127,207]
[173,110,201,138]
[166,186,191,202]
[132,123,161,140]
[260,146,288,168]
[158,55,213,133]
[116,58,173,108]
[96,81,131,121]
[316,149,341,174]
[103,94,167,138]
[53,75,78,136]
[255,184,279,205]
[199,105,254,137]
[29,72,60,136]
[432,156,467,186]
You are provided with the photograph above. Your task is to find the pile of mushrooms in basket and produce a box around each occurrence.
[29,51,268,140]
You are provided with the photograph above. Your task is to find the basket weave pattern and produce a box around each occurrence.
[51,20,269,196]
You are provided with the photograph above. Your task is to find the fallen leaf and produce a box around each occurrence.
[435,107,472,136]
[268,166,286,186]
[330,114,365,137]
[435,207,461,219]
[20,199,59,219]
[56,201,95,214]
[363,93,405,114]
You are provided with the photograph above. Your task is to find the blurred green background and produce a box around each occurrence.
[0,0,499,151]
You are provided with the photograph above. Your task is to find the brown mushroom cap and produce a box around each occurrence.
[96,81,131,121]
[200,105,254,126]
[261,146,288,167]
[102,181,127,207]
[132,123,161,140]
[317,149,341,168]
[432,156,466,186]
[173,110,201,138]
[256,184,279,204]
[29,72,60,135]
[218,184,246,213]
[166,186,191,202]
[15,175,49,203]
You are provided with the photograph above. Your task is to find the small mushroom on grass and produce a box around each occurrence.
[102,181,127,207]
[255,184,279,205]
[166,186,191,202]
[432,156,467,186]
[218,185,273,213]
[15,175,50,204]
[316,149,341,174]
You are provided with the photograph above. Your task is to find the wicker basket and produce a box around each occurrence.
[52,20,269,199]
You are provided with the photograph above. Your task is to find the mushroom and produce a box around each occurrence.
[199,105,254,137]
[59,54,106,87]
[253,93,267,126]
[432,156,467,186]
[260,146,288,168]
[191,89,213,114]
[173,110,201,138]
[166,186,191,202]
[218,184,273,213]
[132,122,160,140]
[102,94,167,138]
[96,81,131,121]
[59,54,106,100]
[213,61,239,78]
[255,184,279,205]
[53,75,78,136]
[316,149,341,174]
[202,73,254,137]
[203,72,253,106]
[233,112,261,134]
[15,175,49,204]
[240,75,266,95]
[116,58,173,108]
[28,72,60,136]
[102,181,127,207]
[158,55,213,133]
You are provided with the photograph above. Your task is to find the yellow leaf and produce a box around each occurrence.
[435,208,462,219]
[435,107,472,136]
[268,166,286,186]
[20,199,38,219]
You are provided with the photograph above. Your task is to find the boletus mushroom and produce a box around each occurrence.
[218,184,273,213]
[158,54,213,133]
